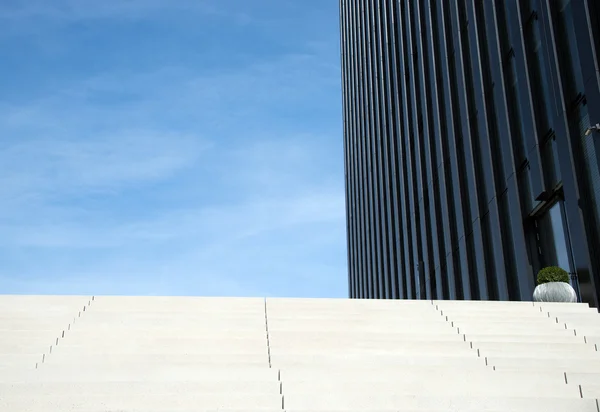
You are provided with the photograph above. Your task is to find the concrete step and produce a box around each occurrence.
[281,393,590,410]
[267,318,451,327]
[473,342,599,356]
[269,341,472,352]
[90,295,264,308]
[277,363,490,377]
[566,372,600,385]
[280,377,580,397]
[278,368,566,384]
[4,365,277,382]
[535,302,594,312]
[464,333,582,343]
[555,316,600,327]
[435,300,536,306]
[67,326,268,335]
[585,335,600,345]
[266,297,433,309]
[1,393,284,410]
[457,327,576,336]
[0,354,41,367]
[1,381,282,395]
[268,324,457,334]
[72,318,267,327]
[456,324,570,334]
[42,353,270,366]
[489,356,600,371]
[268,328,463,337]
[267,312,443,320]
[3,374,279,384]
[0,321,72,330]
[284,398,599,412]
[271,354,485,367]
[57,340,268,352]
[51,348,269,356]
[571,327,600,335]
[550,311,600,319]
[580,384,600,398]
[81,311,266,320]
[451,317,564,325]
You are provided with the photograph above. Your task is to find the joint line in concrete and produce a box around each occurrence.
[264,298,272,368]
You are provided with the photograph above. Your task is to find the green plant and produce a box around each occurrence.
[537,266,570,285]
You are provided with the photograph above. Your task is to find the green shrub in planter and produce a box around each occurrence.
[537,266,569,285]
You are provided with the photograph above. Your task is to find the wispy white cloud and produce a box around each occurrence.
[0,0,219,21]
[1,132,208,200]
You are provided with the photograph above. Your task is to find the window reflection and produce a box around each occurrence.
[538,201,572,273]
[549,202,572,272]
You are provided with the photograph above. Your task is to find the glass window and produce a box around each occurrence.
[522,6,553,135]
[549,203,572,272]
[538,201,572,273]
[553,0,585,104]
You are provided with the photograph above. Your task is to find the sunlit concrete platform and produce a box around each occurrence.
[1,295,600,411]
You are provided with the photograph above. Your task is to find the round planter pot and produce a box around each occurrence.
[533,282,577,303]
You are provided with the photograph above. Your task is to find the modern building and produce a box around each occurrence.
[339,0,600,307]
[3,295,600,410]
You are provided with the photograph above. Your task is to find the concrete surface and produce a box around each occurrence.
[1,296,600,411]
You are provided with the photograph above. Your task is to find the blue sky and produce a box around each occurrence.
[0,0,347,297]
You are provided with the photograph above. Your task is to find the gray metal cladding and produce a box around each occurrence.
[340,0,600,307]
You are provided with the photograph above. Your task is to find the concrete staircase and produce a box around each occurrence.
[1,295,600,411]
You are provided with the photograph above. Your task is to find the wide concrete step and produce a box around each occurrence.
[269,341,472,352]
[42,353,270,366]
[61,332,266,340]
[580,384,600,398]
[0,354,40,368]
[473,342,599,356]
[456,324,570,334]
[268,330,465,341]
[57,340,268,352]
[436,299,536,306]
[585,335,600,345]
[267,312,443,321]
[451,317,565,325]
[89,295,264,307]
[1,381,282,394]
[567,373,600,385]
[0,330,65,338]
[268,318,451,327]
[266,297,433,309]
[458,327,576,336]
[279,369,567,384]
[535,302,595,312]
[550,311,600,319]
[66,327,268,335]
[3,366,278,383]
[52,348,269,356]
[85,307,267,314]
[1,393,283,411]
[281,379,580,397]
[0,321,72,330]
[270,354,485,367]
[489,356,600,371]
[70,319,267,328]
[81,312,266,320]
[0,340,59,352]
[464,333,583,343]
[281,394,594,410]
[268,325,457,335]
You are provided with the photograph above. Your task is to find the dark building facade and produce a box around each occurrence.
[340,0,600,307]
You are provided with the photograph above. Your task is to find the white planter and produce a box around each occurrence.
[533,282,577,303]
